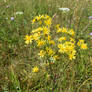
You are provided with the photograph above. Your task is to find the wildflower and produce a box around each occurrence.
[38,50,46,57]
[25,35,33,44]
[15,11,23,15]
[89,16,92,20]
[32,33,40,40]
[32,27,43,33]
[57,28,62,33]
[70,38,75,43]
[32,66,39,73]
[46,47,55,56]
[59,8,70,12]
[80,44,87,49]
[53,55,59,60]
[90,32,92,36]
[68,29,75,36]
[37,39,46,47]
[44,18,52,27]
[32,19,36,24]
[58,37,66,42]
[58,44,66,53]
[49,40,55,45]
[47,35,51,41]
[77,39,84,46]
[56,24,60,30]
[43,26,50,35]
[61,27,67,33]
[69,52,76,60]
[11,17,14,21]
[77,39,87,49]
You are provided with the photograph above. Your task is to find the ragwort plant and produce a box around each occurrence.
[25,14,88,91]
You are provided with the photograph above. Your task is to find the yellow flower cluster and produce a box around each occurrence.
[77,39,87,49]
[56,25,87,60]
[56,24,75,36]
[25,15,58,62]
[25,14,88,62]
[32,15,52,27]
[58,41,76,60]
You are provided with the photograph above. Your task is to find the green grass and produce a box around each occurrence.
[0,0,92,92]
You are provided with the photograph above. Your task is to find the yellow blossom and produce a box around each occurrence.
[44,18,52,27]
[32,66,39,73]
[80,44,87,49]
[53,55,59,60]
[43,26,50,35]
[61,27,67,33]
[37,39,46,47]
[47,35,51,41]
[49,40,55,45]
[46,47,55,56]
[77,39,84,46]
[32,27,43,33]
[32,33,40,40]
[25,35,33,44]
[56,24,60,30]
[58,37,66,42]
[38,50,46,57]
[68,29,75,36]
[57,28,62,33]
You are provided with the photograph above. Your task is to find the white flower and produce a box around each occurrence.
[15,11,23,15]
[59,8,70,12]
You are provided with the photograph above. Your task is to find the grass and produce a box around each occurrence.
[0,0,92,92]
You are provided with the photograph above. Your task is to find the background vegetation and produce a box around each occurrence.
[0,0,92,92]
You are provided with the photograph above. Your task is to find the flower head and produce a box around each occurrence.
[32,66,39,73]
[90,32,92,36]
[59,8,70,12]
[11,17,14,21]
[15,11,23,15]
[89,16,92,20]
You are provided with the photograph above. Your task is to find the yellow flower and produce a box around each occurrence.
[32,33,40,40]
[58,37,66,42]
[70,38,75,43]
[58,44,66,53]
[57,28,62,33]
[69,53,76,60]
[49,40,55,45]
[32,66,39,73]
[77,39,84,46]
[53,55,59,60]
[46,47,54,56]
[80,44,87,49]
[32,19,36,24]
[68,29,75,36]
[77,39,87,49]
[61,27,67,33]
[38,50,46,57]
[47,35,51,41]
[43,26,50,35]
[44,15,51,19]
[44,18,52,27]
[56,24,60,30]
[32,27,43,33]
[25,35,33,44]
[36,16,41,21]
[37,39,46,47]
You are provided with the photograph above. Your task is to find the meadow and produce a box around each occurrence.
[0,0,92,92]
